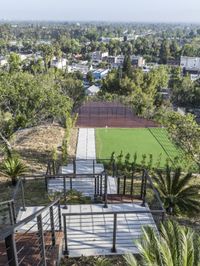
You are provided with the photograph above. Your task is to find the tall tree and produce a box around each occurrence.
[123,55,133,78]
[60,76,85,111]
[0,72,71,146]
[8,53,21,73]
[159,39,170,64]
[164,112,200,169]
[39,44,54,71]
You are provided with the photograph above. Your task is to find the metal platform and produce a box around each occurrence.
[48,175,117,196]
[62,203,157,257]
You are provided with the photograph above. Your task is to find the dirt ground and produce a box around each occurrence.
[0,124,78,201]
[60,255,127,266]
[9,124,78,175]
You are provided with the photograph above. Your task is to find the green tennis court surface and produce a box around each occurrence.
[95,128,183,167]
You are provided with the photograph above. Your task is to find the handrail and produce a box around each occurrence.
[12,178,22,200]
[0,198,60,241]
[0,199,14,206]
[12,178,26,212]
[45,171,106,178]
[62,206,163,255]
[144,170,165,213]
[62,209,164,217]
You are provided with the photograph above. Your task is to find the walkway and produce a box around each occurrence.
[76,128,96,160]
[48,127,117,196]
[48,175,117,196]
[17,203,156,257]
[63,203,156,257]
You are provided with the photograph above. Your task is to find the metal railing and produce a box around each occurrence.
[62,207,164,255]
[105,169,165,222]
[46,171,108,208]
[0,198,62,266]
[60,169,165,256]
[12,179,26,215]
[0,200,16,226]
[46,160,165,213]
[46,158,117,176]
[0,179,26,227]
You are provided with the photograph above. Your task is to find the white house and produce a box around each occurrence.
[0,56,8,67]
[85,85,100,96]
[68,64,93,77]
[18,53,32,61]
[51,58,67,69]
[180,56,200,72]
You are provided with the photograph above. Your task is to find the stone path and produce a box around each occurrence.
[48,175,117,196]
[76,128,96,160]
[48,128,117,196]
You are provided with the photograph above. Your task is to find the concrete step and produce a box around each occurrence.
[62,203,157,257]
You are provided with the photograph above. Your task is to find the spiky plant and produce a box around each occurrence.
[124,220,200,266]
[1,156,27,185]
[94,257,111,266]
[153,166,200,216]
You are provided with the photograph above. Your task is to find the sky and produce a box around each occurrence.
[0,0,200,23]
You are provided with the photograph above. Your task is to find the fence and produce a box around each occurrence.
[0,200,16,226]
[76,101,157,128]
[45,160,165,218]
[62,207,164,256]
[46,171,109,208]
[0,179,26,227]
[0,199,62,266]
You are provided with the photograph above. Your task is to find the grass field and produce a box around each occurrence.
[95,128,183,168]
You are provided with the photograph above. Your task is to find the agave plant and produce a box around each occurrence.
[1,156,27,185]
[124,220,200,266]
[153,166,200,216]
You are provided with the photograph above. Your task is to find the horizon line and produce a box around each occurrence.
[0,19,200,25]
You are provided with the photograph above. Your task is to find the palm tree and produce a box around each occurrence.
[0,156,27,185]
[153,166,200,216]
[124,220,200,266]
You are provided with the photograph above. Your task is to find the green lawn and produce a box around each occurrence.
[95,128,182,168]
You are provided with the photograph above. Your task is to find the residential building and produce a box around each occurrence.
[190,74,200,81]
[107,55,125,68]
[91,51,109,62]
[159,88,170,100]
[99,36,124,43]
[116,55,125,65]
[107,56,117,65]
[131,55,145,67]
[85,85,100,96]
[18,53,32,61]
[0,56,8,67]
[180,56,200,73]
[68,63,93,77]
[107,55,145,68]
[51,58,67,69]
[92,69,109,80]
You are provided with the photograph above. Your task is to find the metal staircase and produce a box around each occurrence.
[0,198,63,266]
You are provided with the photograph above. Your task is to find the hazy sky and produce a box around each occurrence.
[0,0,200,23]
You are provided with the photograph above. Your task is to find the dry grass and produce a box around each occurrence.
[68,128,78,158]
[0,124,78,203]
[10,124,78,174]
